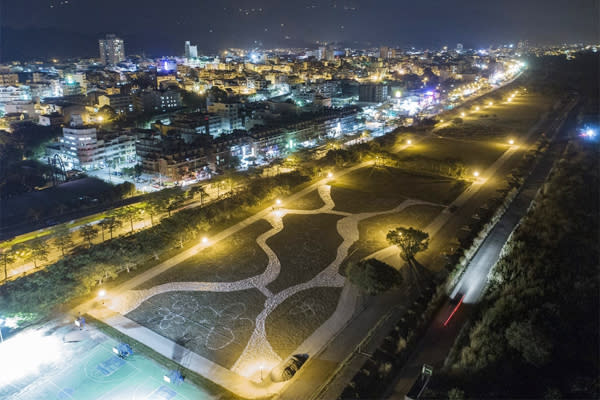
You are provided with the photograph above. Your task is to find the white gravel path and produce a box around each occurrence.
[110,185,440,381]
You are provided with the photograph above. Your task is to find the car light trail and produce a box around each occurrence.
[444,295,465,327]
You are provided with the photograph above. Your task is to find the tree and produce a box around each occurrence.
[345,258,403,295]
[98,219,110,241]
[80,224,99,247]
[448,388,466,400]
[189,185,208,205]
[29,239,49,268]
[117,206,142,232]
[101,216,123,240]
[143,200,161,226]
[0,247,16,281]
[386,227,430,262]
[53,225,74,256]
[98,105,117,121]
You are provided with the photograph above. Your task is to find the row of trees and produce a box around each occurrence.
[0,170,311,317]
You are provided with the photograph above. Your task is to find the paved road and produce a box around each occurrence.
[385,95,578,399]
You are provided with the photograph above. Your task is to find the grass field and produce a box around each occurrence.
[397,137,508,172]
[126,289,266,370]
[266,213,344,294]
[435,91,556,139]
[284,189,325,210]
[341,204,443,271]
[265,287,343,359]
[137,219,272,289]
[330,166,467,213]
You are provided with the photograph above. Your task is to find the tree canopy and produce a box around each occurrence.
[386,227,429,262]
[345,258,403,296]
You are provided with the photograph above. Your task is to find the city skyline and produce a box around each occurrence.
[2,0,598,60]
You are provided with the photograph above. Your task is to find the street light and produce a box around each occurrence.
[407,139,412,145]
[488,101,493,106]
[202,237,208,244]
[98,289,106,298]
[509,139,515,145]
[473,171,480,177]
[460,112,466,117]
[327,172,333,178]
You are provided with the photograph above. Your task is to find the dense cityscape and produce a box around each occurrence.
[0,1,598,399]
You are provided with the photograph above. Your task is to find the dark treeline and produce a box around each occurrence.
[427,142,599,399]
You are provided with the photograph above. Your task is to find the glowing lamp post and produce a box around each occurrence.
[460,112,465,117]
[473,171,480,178]
[327,172,333,178]
[98,289,106,298]
[202,237,208,244]
[509,139,515,145]
[275,199,282,206]
[488,101,493,106]
[407,139,412,145]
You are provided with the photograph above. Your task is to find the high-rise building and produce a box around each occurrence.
[456,43,464,52]
[380,46,389,59]
[318,46,328,61]
[358,84,388,103]
[99,34,125,65]
[185,41,198,58]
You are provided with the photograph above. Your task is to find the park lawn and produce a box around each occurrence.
[126,289,266,370]
[341,204,443,272]
[284,189,325,210]
[266,214,344,294]
[398,136,508,171]
[436,91,556,139]
[136,219,272,289]
[330,166,467,212]
[265,287,343,359]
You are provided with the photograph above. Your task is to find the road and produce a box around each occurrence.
[385,95,578,399]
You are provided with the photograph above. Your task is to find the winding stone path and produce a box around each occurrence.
[110,183,442,382]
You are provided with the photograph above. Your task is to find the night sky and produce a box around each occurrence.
[1,0,598,60]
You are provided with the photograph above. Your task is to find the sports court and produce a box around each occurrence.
[0,322,215,400]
